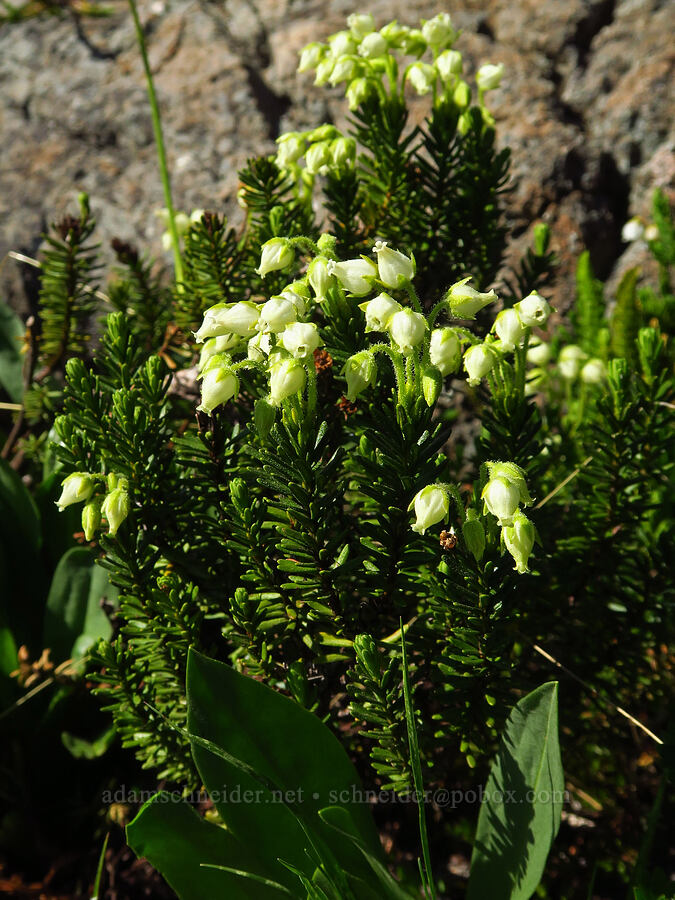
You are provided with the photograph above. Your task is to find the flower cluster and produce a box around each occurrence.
[56,472,130,540]
[156,207,204,252]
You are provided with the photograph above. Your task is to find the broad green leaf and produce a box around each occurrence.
[0,300,24,403]
[467,682,564,900]
[127,792,289,900]
[43,547,116,662]
[34,472,80,573]
[187,649,384,892]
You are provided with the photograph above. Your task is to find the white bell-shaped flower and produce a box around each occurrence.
[502,510,535,573]
[269,357,306,405]
[514,291,552,327]
[359,292,402,332]
[373,241,415,288]
[429,327,462,375]
[257,296,298,333]
[494,308,527,350]
[256,238,294,277]
[327,258,377,296]
[101,487,130,537]
[526,338,552,367]
[436,49,462,82]
[197,364,239,414]
[56,472,95,511]
[463,343,498,385]
[409,484,450,535]
[482,476,520,526]
[421,13,455,49]
[447,277,497,318]
[308,257,333,301]
[580,358,606,385]
[344,351,377,400]
[348,13,375,40]
[199,334,240,370]
[476,62,504,91]
[389,308,427,355]
[279,323,322,359]
[298,42,324,73]
[359,32,388,59]
[558,344,586,381]
[407,62,436,95]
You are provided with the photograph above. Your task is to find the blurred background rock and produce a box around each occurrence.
[1,0,673,315]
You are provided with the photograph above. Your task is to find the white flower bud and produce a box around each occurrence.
[486,462,532,506]
[476,63,504,91]
[436,49,462,82]
[308,257,333,301]
[315,56,335,85]
[389,308,427,355]
[346,77,372,110]
[278,286,307,317]
[514,291,552,327]
[421,13,454,48]
[279,322,322,359]
[621,216,645,243]
[447,277,497,318]
[276,132,305,168]
[329,56,356,86]
[526,338,551,367]
[56,472,95,511]
[409,484,450,535]
[247,331,272,361]
[359,32,388,59]
[345,351,377,401]
[199,334,240,370]
[502,510,535,573]
[327,257,377,296]
[208,300,261,338]
[407,62,436,95]
[101,488,130,537]
[358,292,402,332]
[305,140,332,175]
[329,31,356,58]
[298,42,324,73]
[257,296,298,333]
[558,344,586,381]
[197,364,239,414]
[256,238,294,277]
[400,28,426,55]
[482,476,520,526]
[463,343,498,385]
[373,240,415,288]
[330,137,356,170]
[348,13,375,41]
[380,21,407,46]
[494,308,527,350]
[430,327,462,375]
[645,224,659,242]
[580,358,606,385]
[269,357,306,405]
[454,80,471,109]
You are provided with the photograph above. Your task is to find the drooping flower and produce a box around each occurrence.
[269,357,307,405]
[514,291,552,327]
[481,476,520,526]
[257,296,298,333]
[198,334,240,370]
[429,327,462,375]
[298,42,324,73]
[389,308,427,355]
[101,487,130,537]
[558,344,586,381]
[359,292,402,332]
[436,49,462,82]
[580,358,606,385]
[463,343,498,385]
[526,338,552,367]
[494,307,527,350]
[347,13,375,41]
[446,277,497,318]
[256,238,294,277]
[82,499,101,542]
[502,510,535,573]
[308,257,333,301]
[407,62,436,95]
[197,364,239,414]
[56,473,95,511]
[373,241,415,288]
[476,62,504,91]
[279,322,322,359]
[344,351,377,400]
[409,484,450,535]
[327,257,377,296]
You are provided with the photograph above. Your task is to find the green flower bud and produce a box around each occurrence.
[422,366,443,407]
[276,132,306,168]
[462,510,485,563]
[344,351,377,401]
[453,80,471,109]
[305,140,332,175]
[409,484,450,535]
[422,13,455,49]
[256,238,294,277]
[101,487,130,537]
[533,223,551,256]
[353,633,381,682]
[346,77,372,110]
[56,473,95,511]
[254,398,276,439]
[298,42,324,73]
[329,55,356,86]
[502,510,535,573]
[328,30,357,59]
[82,499,102,542]
[330,136,356,170]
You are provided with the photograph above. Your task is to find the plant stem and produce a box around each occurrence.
[128,0,184,289]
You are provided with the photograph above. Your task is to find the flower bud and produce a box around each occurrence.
[462,510,485,563]
[269,357,306,405]
[436,49,462,82]
[558,344,586,381]
[422,366,443,407]
[494,308,527,350]
[314,56,335,85]
[407,62,436,95]
[421,13,455,48]
[101,488,130,537]
[453,80,471,109]
[198,334,240,370]
[502,510,535,573]
[308,257,333,301]
[203,301,260,339]
[278,286,307,317]
[486,462,532,505]
[330,136,356,170]
[373,240,415,288]
[389,308,427,355]
[298,42,324,73]
[329,55,356,86]
[359,32,388,58]
[82,499,101,542]
[514,291,552,327]
[327,257,377,296]
[56,473,95,511]
[247,331,272,361]
[621,216,645,243]
[463,343,498,385]
[645,224,659,242]
[256,238,294,277]
[476,62,504,91]
[380,21,407,46]
[279,322,322,359]
[526,338,551,367]
[257,296,298,333]
[197,364,239,414]
[430,327,462,375]
[305,140,332,175]
[276,132,305,168]
[481,477,520,526]
[254,398,276,439]
[329,30,356,58]
[348,13,375,40]
[409,484,450,535]
[346,77,372,110]
[359,292,402,332]
[580,358,605,385]
[447,277,497,318]
[344,351,377,401]
[400,28,426,55]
